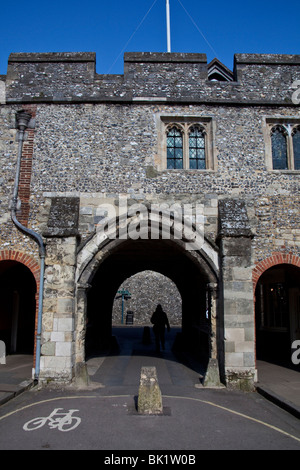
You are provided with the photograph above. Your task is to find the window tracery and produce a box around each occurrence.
[292,125,300,170]
[271,125,288,170]
[188,125,206,170]
[164,120,211,170]
[268,122,300,171]
[166,126,184,169]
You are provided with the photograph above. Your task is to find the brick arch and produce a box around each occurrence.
[253,251,300,291]
[0,249,40,288]
[0,250,40,361]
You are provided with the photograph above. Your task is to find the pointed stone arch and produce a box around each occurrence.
[74,211,220,373]
[76,210,219,286]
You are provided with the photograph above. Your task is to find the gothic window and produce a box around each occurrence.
[268,122,300,171]
[271,126,288,170]
[189,126,206,169]
[292,126,300,170]
[167,126,183,169]
[164,120,211,170]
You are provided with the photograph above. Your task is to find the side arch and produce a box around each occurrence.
[0,250,40,357]
[0,250,40,287]
[253,252,300,291]
[253,251,300,364]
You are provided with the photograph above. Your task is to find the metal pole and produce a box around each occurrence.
[166,0,171,53]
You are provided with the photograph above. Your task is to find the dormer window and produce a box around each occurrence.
[207,58,234,82]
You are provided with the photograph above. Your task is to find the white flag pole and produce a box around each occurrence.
[166,0,171,52]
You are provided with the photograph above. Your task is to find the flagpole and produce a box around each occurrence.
[166,0,171,52]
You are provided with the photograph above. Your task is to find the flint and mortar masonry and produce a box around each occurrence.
[0,51,299,387]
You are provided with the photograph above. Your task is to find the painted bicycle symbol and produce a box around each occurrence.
[23,408,81,432]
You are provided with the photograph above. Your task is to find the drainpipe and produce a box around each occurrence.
[11,110,45,382]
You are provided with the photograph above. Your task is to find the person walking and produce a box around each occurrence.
[151,304,170,352]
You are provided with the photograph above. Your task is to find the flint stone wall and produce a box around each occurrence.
[0,52,299,387]
[112,270,182,326]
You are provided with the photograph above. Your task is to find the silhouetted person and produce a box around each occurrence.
[151,304,170,352]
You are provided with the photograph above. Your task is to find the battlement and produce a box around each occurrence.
[2,51,300,104]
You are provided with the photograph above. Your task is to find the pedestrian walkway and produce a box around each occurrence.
[0,327,299,419]
[255,360,300,418]
[86,327,206,390]
[0,354,34,405]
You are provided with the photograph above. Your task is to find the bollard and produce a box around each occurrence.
[137,366,163,415]
[0,341,6,365]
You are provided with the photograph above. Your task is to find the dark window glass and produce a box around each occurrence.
[189,127,206,169]
[167,127,183,169]
[292,127,300,170]
[271,127,288,170]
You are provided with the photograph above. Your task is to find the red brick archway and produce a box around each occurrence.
[0,250,40,360]
[253,252,300,291]
[253,251,300,363]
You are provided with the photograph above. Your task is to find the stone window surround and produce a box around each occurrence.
[263,116,300,172]
[156,115,216,172]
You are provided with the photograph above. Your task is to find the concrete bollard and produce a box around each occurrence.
[137,366,163,415]
[0,341,6,365]
[203,358,223,388]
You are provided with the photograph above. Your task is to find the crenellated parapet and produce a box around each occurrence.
[2,51,300,105]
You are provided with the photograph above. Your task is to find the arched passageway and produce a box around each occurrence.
[83,238,218,369]
[255,264,300,366]
[0,261,37,354]
[112,270,182,326]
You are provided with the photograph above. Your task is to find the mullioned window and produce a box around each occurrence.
[158,116,215,171]
[264,118,300,171]
[270,123,300,170]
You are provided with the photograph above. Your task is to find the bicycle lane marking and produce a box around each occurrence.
[0,395,130,424]
[163,395,300,444]
[23,408,82,432]
[0,393,299,443]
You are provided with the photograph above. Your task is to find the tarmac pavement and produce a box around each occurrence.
[0,327,299,420]
[0,354,34,406]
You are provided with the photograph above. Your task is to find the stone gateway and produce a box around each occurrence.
[0,51,299,390]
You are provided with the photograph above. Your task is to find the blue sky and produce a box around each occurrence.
[0,0,299,76]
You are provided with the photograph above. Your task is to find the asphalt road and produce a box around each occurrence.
[0,327,299,452]
[0,372,300,451]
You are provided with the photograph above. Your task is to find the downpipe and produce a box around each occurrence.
[11,110,45,382]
